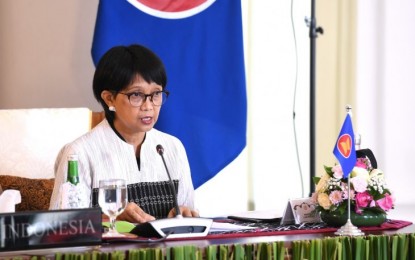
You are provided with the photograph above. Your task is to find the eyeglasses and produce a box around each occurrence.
[117,90,169,107]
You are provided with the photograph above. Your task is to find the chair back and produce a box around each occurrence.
[0,108,94,179]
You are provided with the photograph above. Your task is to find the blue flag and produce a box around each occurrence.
[333,113,356,178]
[91,0,247,188]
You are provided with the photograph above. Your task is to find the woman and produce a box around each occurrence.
[49,44,198,223]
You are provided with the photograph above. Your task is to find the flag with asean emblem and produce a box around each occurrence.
[91,0,247,189]
[333,113,357,178]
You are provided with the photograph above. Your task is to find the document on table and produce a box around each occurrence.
[227,209,282,223]
[210,222,257,232]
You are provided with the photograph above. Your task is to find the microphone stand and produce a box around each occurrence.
[307,0,323,196]
[158,145,182,218]
[130,145,212,239]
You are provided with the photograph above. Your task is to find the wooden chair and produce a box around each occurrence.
[91,111,105,129]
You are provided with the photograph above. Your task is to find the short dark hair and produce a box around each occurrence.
[92,44,167,122]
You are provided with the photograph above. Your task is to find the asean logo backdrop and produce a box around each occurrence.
[126,0,215,19]
[92,0,247,188]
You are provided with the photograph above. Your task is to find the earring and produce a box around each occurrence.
[109,106,116,112]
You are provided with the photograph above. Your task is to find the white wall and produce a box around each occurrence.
[356,0,415,207]
[0,1,99,111]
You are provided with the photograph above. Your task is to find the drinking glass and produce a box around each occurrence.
[98,179,127,236]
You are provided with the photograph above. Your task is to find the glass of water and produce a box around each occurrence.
[98,179,127,236]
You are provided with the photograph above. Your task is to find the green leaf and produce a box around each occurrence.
[354,236,364,260]
[173,246,184,260]
[398,234,409,260]
[313,176,321,185]
[410,234,415,260]
[128,250,137,260]
[184,246,196,260]
[310,239,322,260]
[205,246,217,260]
[272,241,285,260]
[292,241,301,260]
[341,236,352,260]
[219,245,228,259]
[381,235,389,260]
[234,244,245,260]
[245,244,253,259]
[256,243,271,260]
[391,235,398,260]
[324,165,333,175]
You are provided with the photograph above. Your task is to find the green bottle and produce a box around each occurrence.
[67,154,79,185]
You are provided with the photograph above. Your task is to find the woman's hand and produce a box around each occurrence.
[117,202,155,223]
[167,206,199,218]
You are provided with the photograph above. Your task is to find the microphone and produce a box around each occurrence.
[129,144,212,239]
[156,144,182,217]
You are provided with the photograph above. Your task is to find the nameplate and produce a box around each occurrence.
[280,197,321,225]
[0,208,102,252]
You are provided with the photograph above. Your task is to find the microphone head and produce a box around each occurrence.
[156,144,164,155]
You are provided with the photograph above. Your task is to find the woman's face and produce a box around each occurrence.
[109,74,163,137]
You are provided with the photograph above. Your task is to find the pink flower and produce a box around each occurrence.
[329,190,343,205]
[341,183,355,200]
[355,158,367,169]
[355,191,373,208]
[354,191,373,214]
[332,165,343,179]
[311,192,318,203]
[351,176,368,193]
[376,193,394,211]
[318,163,394,216]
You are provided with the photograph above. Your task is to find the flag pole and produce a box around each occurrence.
[334,105,364,236]
[308,0,323,196]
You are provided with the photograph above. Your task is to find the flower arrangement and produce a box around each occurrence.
[312,157,394,216]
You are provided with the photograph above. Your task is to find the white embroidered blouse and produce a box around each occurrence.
[49,119,195,217]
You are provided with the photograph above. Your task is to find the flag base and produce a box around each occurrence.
[334,219,364,236]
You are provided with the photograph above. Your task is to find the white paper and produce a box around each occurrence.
[0,189,21,213]
[210,222,257,232]
[228,209,282,220]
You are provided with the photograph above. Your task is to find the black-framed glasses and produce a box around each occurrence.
[118,90,169,107]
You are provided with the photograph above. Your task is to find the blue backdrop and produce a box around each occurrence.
[92,0,247,189]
